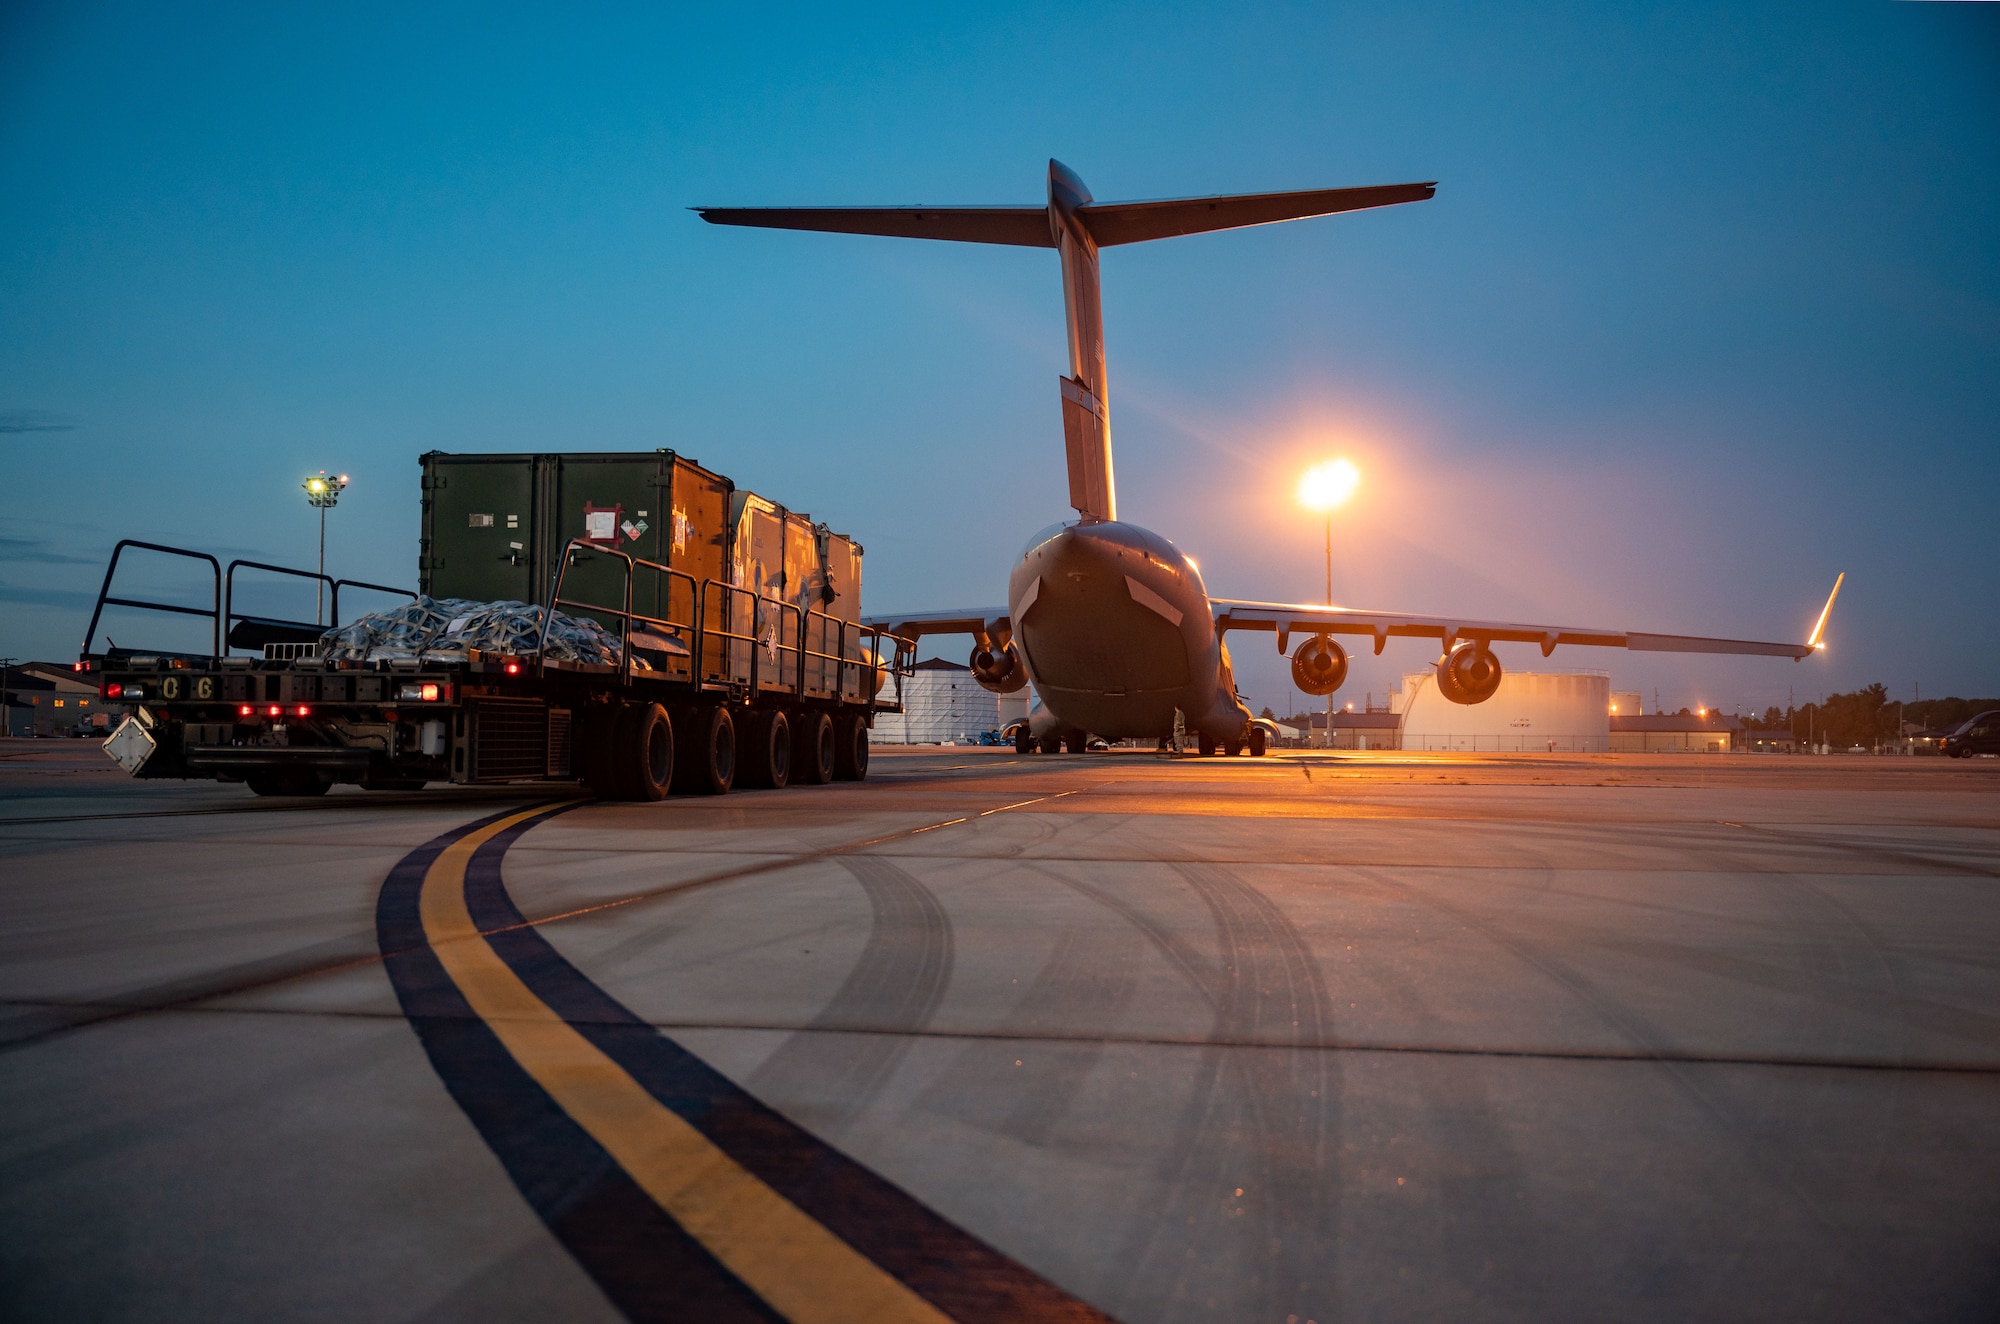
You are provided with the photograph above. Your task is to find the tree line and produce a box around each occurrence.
[1739,685,1998,747]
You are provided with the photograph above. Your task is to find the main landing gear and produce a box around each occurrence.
[1026,727,1093,754]
[1189,727,1269,758]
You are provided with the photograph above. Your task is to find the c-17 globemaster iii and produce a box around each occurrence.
[698,161,1841,755]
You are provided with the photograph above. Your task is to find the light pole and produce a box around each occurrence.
[302,472,349,624]
[1298,459,1360,748]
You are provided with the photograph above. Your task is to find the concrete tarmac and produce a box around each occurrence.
[2,739,1996,1322]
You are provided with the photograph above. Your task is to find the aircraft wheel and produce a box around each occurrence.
[738,709,790,790]
[793,710,836,784]
[673,704,734,795]
[833,713,870,781]
[1247,727,1268,757]
[1196,733,1216,757]
[1221,738,1242,757]
[1038,734,1062,755]
[1014,726,1034,754]
[1062,729,1089,754]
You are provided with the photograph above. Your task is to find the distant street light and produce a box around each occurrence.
[302,471,349,624]
[1298,459,1360,747]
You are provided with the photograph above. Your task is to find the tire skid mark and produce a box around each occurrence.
[1706,842,1918,1210]
[1153,861,1338,1324]
[1348,860,1923,1324]
[918,920,1144,1148]
[1720,821,2000,881]
[749,857,954,1130]
[1026,858,1339,1323]
[0,776,1110,1056]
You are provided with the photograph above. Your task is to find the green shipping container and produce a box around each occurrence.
[418,451,734,633]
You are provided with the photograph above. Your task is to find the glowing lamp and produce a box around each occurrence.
[1298,459,1360,513]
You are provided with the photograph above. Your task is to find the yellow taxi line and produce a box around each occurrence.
[418,806,951,1324]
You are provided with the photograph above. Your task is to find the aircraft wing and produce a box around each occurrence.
[1211,575,1843,661]
[864,607,1012,644]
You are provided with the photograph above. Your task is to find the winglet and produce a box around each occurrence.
[1805,573,1845,652]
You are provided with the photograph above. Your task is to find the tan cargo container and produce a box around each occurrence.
[725,492,866,696]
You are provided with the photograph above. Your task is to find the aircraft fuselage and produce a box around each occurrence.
[1008,520,1250,743]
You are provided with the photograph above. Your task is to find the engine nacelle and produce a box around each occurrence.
[969,640,1028,694]
[1290,634,1348,697]
[1436,642,1503,705]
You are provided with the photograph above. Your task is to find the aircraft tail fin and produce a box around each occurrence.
[695,167,1435,527]
[693,206,1053,248]
[1079,181,1436,247]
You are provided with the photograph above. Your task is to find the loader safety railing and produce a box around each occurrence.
[222,561,417,656]
[80,540,224,662]
[222,560,335,655]
[698,581,806,696]
[542,540,914,705]
[330,578,417,623]
[540,540,700,687]
[855,624,915,709]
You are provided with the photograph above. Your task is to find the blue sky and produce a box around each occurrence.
[2,1,1995,715]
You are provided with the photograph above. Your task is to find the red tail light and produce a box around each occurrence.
[104,683,123,698]
[267,705,282,718]
[294,705,311,717]
[504,662,521,675]
[420,683,440,702]
[239,705,253,717]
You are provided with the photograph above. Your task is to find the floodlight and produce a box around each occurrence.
[1298,459,1360,512]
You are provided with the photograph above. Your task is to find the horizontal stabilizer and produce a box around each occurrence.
[694,206,1053,248]
[1079,181,1436,247]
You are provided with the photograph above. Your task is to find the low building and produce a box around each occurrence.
[1317,710,1401,749]
[1739,728,1798,753]
[1,662,127,737]
[870,658,1000,744]
[1609,712,1743,753]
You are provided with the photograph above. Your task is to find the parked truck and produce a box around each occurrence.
[79,450,912,800]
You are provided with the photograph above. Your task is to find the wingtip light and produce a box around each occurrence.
[1805,571,1845,651]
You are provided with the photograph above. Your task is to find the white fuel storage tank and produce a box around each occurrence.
[1395,669,1610,752]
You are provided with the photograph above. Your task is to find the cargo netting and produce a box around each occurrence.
[318,596,640,668]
